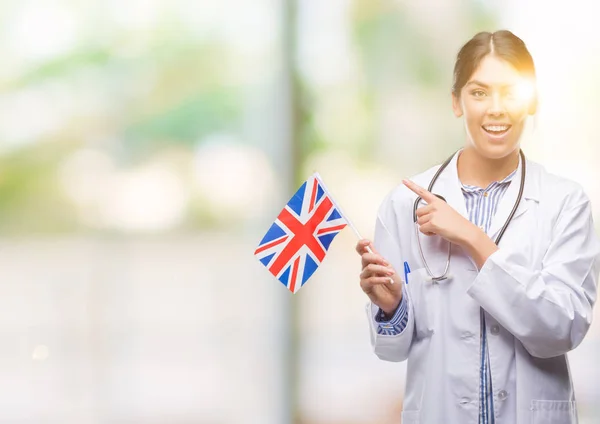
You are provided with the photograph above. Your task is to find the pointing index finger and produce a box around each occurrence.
[402,179,436,203]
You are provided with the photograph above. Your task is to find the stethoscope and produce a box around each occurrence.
[412,149,526,282]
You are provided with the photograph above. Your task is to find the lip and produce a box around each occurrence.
[481,124,512,142]
[482,123,512,127]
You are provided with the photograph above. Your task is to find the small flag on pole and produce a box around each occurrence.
[254,172,349,293]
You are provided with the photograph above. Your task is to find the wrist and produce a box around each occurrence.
[463,226,498,269]
[455,223,481,249]
[462,224,485,249]
[382,295,402,316]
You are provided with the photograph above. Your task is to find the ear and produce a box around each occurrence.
[452,93,463,117]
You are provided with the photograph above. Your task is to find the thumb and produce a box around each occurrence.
[357,238,378,255]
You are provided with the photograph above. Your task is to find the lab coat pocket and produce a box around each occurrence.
[400,410,420,424]
[530,400,576,424]
[405,267,435,338]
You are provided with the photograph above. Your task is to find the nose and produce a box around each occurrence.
[487,92,506,116]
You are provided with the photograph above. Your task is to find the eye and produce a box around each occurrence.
[471,89,486,98]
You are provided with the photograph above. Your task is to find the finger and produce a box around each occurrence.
[360,276,395,291]
[415,203,435,218]
[419,222,436,236]
[361,252,390,269]
[402,179,437,204]
[417,214,432,226]
[360,263,395,279]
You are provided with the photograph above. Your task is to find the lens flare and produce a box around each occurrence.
[512,79,536,106]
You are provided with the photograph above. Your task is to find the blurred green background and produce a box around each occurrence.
[0,0,599,423]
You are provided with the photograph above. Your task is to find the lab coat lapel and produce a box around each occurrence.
[487,156,539,243]
[434,151,469,221]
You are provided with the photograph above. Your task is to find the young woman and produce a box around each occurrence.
[356,30,600,424]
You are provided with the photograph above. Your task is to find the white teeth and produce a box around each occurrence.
[484,125,510,132]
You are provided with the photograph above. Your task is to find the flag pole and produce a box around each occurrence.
[312,172,393,284]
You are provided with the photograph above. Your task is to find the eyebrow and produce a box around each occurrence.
[466,80,490,89]
[466,80,514,89]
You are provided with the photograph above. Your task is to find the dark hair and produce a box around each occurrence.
[452,30,537,102]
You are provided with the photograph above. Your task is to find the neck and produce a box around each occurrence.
[457,147,520,188]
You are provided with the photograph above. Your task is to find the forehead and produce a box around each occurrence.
[467,55,522,87]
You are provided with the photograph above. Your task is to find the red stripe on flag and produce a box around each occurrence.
[269,197,333,276]
[254,235,289,255]
[289,256,301,293]
[308,180,318,213]
[317,224,347,235]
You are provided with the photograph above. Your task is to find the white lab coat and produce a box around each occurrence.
[365,151,600,424]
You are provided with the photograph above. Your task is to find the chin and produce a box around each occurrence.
[472,142,519,160]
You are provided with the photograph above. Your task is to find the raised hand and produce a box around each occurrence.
[402,179,480,247]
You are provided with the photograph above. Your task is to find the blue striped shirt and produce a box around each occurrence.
[462,168,517,424]
[375,167,517,424]
[374,294,409,335]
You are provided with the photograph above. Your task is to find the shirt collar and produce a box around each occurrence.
[459,152,520,193]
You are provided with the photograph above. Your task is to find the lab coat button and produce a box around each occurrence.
[498,390,508,401]
[490,325,500,335]
[459,397,470,405]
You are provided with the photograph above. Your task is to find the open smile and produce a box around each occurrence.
[481,124,512,140]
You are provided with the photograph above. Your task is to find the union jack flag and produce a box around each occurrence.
[254,173,348,293]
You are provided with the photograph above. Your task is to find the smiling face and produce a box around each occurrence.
[452,54,536,160]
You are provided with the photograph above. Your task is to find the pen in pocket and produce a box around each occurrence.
[403,261,411,284]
